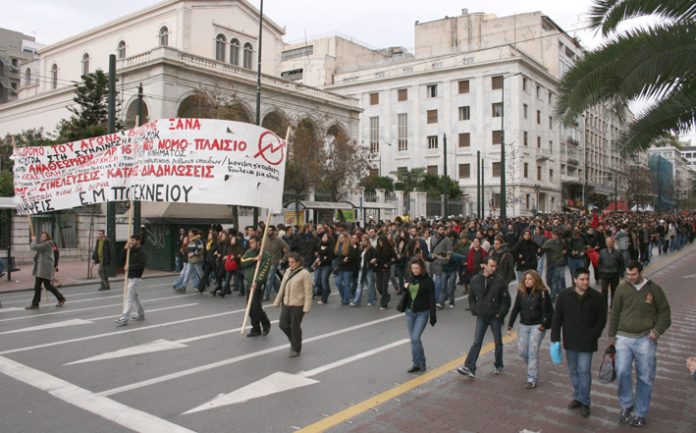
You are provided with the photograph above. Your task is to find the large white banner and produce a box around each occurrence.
[12,118,287,215]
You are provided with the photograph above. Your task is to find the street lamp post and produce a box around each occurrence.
[533,183,540,216]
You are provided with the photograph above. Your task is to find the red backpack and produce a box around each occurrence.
[224,255,238,272]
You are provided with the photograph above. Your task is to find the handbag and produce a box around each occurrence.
[550,341,562,365]
[396,293,409,313]
[598,343,617,383]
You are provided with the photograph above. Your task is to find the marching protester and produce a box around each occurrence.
[399,258,437,373]
[334,232,360,305]
[598,236,626,307]
[314,232,335,304]
[551,267,607,418]
[114,234,147,326]
[263,225,289,302]
[351,234,377,307]
[241,236,272,337]
[507,270,553,389]
[609,261,671,428]
[374,234,396,310]
[26,232,66,310]
[92,229,112,291]
[457,257,511,379]
[273,252,313,357]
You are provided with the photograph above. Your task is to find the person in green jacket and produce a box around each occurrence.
[241,235,272,337]
[609,260,671,428]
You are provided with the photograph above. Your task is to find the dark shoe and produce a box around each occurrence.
[130,315,145,321]
[262,324,271,336]
[56,300,65,308]
[288,350,300,358]
[630,416,646,427]
[456,366,475,379]
[619,407,633,424]
[567,400,582,410]
[524,381,537,389]
[580,405,591,418]
[98,287,110,291]
[246,329,262,337]
[493,366,503,375]
[25,305,39,310]
[407,366,421,373]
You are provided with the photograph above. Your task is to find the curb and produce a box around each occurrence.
[0,273,178,295]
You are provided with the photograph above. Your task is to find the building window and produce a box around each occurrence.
[537,165,542,180]
[524,131,528,146]
[458,80,470,94]
[50,64,58,89]
[549,169,554,181]
[397,88,408,101]
[537,136,542,148]
[159,26,169,46]
[492,102,503,118]
[369,116,379,153]
[536,110,541,125]
[458,132,470,147]
[81,53,90,76]
[524,163,529,178]
[458,106,470,121]
[459,163,471,179]
[492,162,501,177]
[280,69,303,81]
[369,92,379,105]
[536,85,542,99]
[230,39,240,65]
[426,84,437,97]
[548,92,553,105]
[427,135,438,149]
[522,77,528,91]
[492,130,503,145]
[427,165,438,175]
[523,104,528,119]
[117,40,126,59]
[243,43,253,69]
[491,75,503,90]
[427,109,438,124]
[549,116,553,129]
[549,140,553,152]
[24,68,31,85]
[215,34,226,61]
[397,113,408,151]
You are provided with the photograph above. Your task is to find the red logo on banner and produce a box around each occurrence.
[254,131,286,166]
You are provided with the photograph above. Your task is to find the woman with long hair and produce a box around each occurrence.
[26,232,65,309]
[351,234,376,306]
[314,233,334,304]
[400,258,437,373]
[334,232,359,305]
[374,234,396,310]
[392,229,410,294]
[507,270,553,389]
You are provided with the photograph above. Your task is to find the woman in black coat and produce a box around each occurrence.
[374,235,396,310]
[400,258,437,373]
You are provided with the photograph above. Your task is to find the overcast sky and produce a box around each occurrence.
[1,0,692,144]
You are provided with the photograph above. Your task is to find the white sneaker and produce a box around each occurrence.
[114,318,128,326]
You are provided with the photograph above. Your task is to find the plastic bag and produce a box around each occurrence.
[598,344,617,383]
[550,341,562,365]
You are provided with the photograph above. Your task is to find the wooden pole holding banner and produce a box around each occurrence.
[240,210,272,335]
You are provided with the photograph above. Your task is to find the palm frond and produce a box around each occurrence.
[589,0,696,36]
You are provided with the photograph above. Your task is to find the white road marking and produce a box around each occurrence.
[0,279,176,304]
[0,318,94,335]
[184,339,409,414]
[0,356,195,433]
[0,307,25,312]
[681,273,696,279]
[0,293,198,323]
[65,339,189,365]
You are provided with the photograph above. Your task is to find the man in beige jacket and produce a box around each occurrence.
[274,252,313,357]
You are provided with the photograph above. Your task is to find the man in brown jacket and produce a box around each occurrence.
[274,252,313,357]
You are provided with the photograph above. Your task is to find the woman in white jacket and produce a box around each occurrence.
[274,252,313,357]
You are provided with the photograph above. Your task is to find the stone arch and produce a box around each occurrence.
[261,110,290,136]
[123,98,150,129]
[326,122,347,140]
[217,101,252,123]
[177,92,213,118]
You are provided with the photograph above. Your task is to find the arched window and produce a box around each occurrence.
[215,34,226,62]
[50,64,58,90]
[243,43,253,69]
[159,26,169,46]
[117,40,126,59]
[82,53,90,76]
[230,39,240,66]
[25,68,31,86]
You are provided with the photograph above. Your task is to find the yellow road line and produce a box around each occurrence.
[298,332,518,433]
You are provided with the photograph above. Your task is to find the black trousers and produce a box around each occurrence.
[279,305,304,352]
[32,277,64,306]
[600,274,620,304]
[247,282,270,331]
[198,261,216,291]
[375,271,391,308]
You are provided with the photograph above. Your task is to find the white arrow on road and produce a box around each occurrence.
[0,319,94,335]
[65,339,188,365]
[183,338,410,415]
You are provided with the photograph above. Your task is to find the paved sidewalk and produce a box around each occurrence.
[0,259,176,294]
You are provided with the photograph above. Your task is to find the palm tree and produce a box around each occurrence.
[391,168,426,215]
[556,0,696,155]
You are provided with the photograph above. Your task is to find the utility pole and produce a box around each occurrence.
[476,150,481,219]
[500,79,507,220]
[442,133,448,217]
[481,157,485,217]
[133,83,143,235]
[106,54,117,277]
[252,0,264,228]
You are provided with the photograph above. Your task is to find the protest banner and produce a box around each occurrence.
[11,118,288,214]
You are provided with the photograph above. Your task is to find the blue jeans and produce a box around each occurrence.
[405,310,429,369]
[336,271,354,304]
[536,254,545,274]
[434,273,444,303]
[317,265,332,303]
[616,335,657,418]
[547,265,566,300]
[464,316,503,373]
[352,269,375,305]
[264,264,280,300]
[174,255,183,272]
[438,271,457,305]
[567,257,584,280]
[517,324,546,383]
[565,350,593,406]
